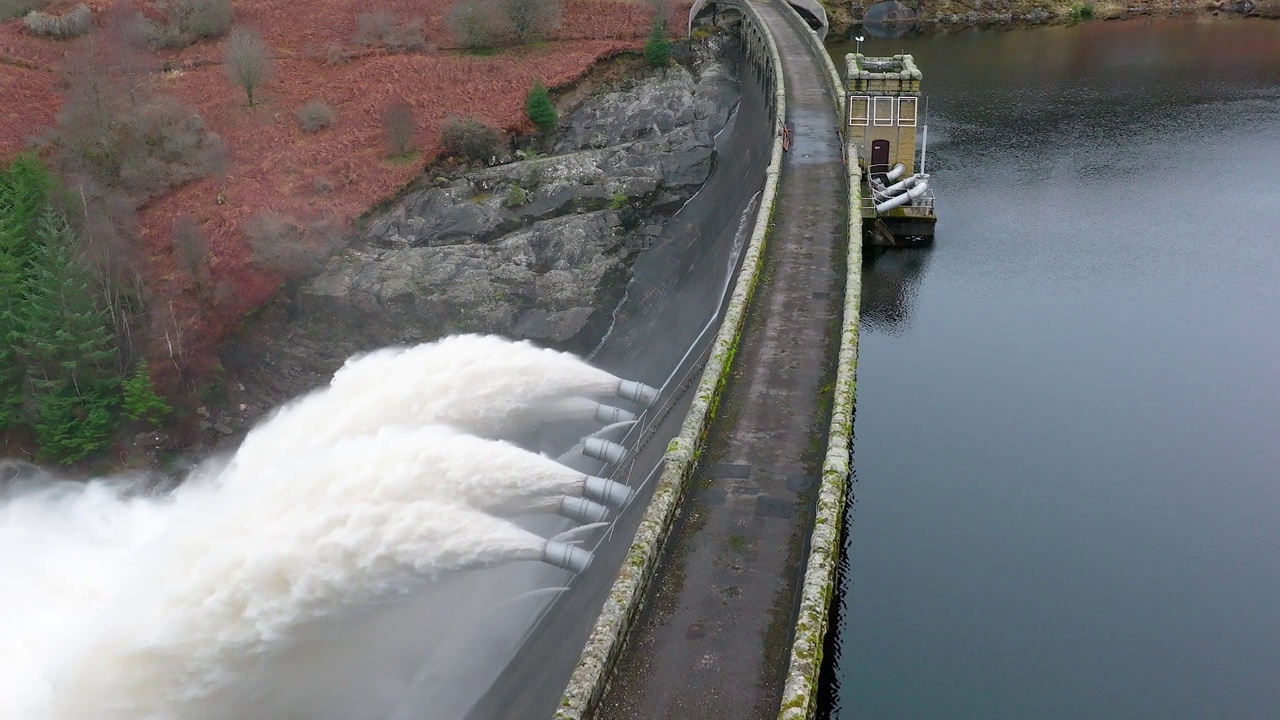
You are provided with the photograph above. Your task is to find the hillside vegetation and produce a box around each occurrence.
[0,0,682,462]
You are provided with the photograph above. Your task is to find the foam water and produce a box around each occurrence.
[0,335,631,720]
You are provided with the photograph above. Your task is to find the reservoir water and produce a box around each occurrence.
[824,19,1280,720]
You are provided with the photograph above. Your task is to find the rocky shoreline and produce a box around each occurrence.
[822,0,1278,38]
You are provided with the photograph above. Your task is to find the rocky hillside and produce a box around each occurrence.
[201,37,741,444]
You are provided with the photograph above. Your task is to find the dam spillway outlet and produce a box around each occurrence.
[558,497,610,524]
[582,438,628,465]
[582,475,634,509]
[594,403,638,424]
[542,541,594,574]
[616,380,660,407]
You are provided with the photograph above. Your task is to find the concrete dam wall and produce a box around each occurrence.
[463,23,780,720]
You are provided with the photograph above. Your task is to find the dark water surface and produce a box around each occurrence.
[824,19,1280,720]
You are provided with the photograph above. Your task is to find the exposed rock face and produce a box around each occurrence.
[308,61,736,349]
[218,42,741,416]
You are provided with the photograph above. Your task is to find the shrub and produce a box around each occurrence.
[447,0,498,49]
[498,0,562,43]
[23,4,92,39]
[296,99,336,133]
[394,17,426,51]
[224,27,271,107]
[323,43,348,65]
[440,117,502,164]
[121,363,171,425]
[355,9,395,45]
[143,21,187,48]
[503,184,528,207]
[246,213,346,278]
[142,0,233,48]
[175,0,233,39]
[356,10,426,51]
[382,100,416,157]
[645,20,670,67]
[1070,3,1095,21]
[1,0,45,19]
[525,80,556,132]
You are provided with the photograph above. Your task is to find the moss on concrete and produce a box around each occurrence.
[774,2,862,719]
[553,3,789,717]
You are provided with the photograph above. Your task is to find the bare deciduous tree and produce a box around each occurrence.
[447,0,498,49]
[498,0,561,43]
[645,0,671,25]
[172,215,208,288]
[382,100,416,157]
[224,28,270,107]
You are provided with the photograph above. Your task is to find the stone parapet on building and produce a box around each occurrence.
[845,53,922,94]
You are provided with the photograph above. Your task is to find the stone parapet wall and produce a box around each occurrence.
[775,1,862,718]
[552,1,788,717]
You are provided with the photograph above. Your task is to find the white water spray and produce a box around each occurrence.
[230,335,627,473]
[0,335,641,720]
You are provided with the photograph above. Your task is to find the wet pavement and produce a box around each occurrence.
[595,2,848,717]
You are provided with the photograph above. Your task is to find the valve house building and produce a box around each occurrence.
[846,53,921,177]
[846,52,936,245]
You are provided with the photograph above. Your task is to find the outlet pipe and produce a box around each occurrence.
[873,173,924,201]
[616,380,659,407]
[582,475,634,508]
[875,181,930,213]
[542,541,594,574]
[582,437,627,465]
[557,496,610,524]
[885,163,906,182]
[594,404,637,424]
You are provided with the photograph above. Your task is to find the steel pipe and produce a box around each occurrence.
[616,380,659,407]
[542,541,594,574]
[582,437,628,465]
[557,496,610,524]
[594,404,638,424]
[582,475,634,508]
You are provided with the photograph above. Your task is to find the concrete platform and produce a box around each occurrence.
[593,2,847,716]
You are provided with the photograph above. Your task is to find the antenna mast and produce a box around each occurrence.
[919,95,929,176]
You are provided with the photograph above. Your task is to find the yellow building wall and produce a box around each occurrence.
[849,116,918,175]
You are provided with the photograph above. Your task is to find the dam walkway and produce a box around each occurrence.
[593,1,847,716]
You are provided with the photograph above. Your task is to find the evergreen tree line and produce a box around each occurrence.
[0,154,169,464]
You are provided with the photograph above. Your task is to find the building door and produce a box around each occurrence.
[871,140,891,179]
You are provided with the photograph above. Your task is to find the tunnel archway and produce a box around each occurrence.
[688,0,828,39]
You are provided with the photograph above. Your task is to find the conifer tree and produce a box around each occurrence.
[20,210,120,463]
[644,20,670,67]
[525,80,557,133]
[121,362,171,425]
[0,154,54,430]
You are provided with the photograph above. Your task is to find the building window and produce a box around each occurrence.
[873,96,894,126]
[897,97,918,126]
[849,96,870,126]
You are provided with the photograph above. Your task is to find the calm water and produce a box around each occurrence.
[824,19,1280,720]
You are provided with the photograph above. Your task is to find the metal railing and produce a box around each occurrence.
[862,177,936,218]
